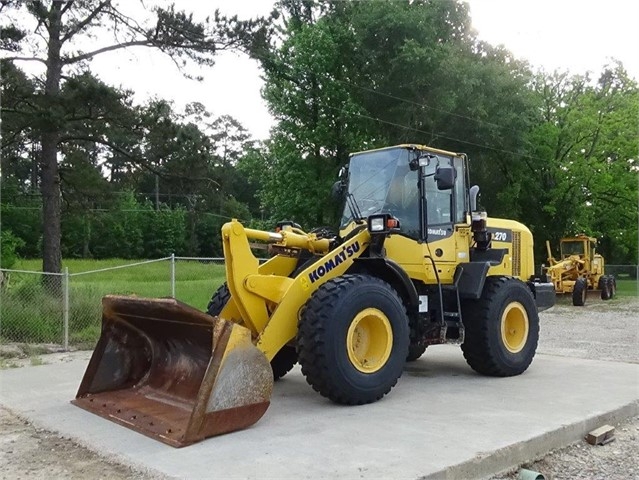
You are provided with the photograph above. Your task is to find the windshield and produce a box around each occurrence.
[561,241,585,257]
[340,147,418,234]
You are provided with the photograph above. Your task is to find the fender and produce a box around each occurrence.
[353,257,419,313]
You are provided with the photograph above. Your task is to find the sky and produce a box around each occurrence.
[9,0,639,140]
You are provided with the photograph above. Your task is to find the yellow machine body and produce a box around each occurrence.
[73,143,554,446]
[544,235,613,305]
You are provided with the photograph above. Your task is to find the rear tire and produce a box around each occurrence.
[607,276,616,299]
[572,277,587,306]
[206,283,297,381]
[599,276,611,300]
[406,343,427,362]
[461,276,539,377]
[297,274,409,405]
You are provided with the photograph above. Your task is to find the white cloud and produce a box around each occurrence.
[466,0,639,78]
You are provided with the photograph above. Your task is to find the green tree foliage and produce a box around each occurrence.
[256,1,370,227]
[0,229,25,268]
[0,0,270,277]
[255,0,537,228]
[522,64,638,263]
[2,63,260,260]
[126,101,256,256]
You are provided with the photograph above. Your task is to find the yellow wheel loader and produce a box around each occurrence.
[544,235,616,306]
[72,144,555,447]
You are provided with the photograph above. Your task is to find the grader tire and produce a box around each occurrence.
[461,276,539,377]
[607,276,617,299]
[600,276,611,300]
[206,283,297,381]
[572,277,587,306]
[297,274,409,405]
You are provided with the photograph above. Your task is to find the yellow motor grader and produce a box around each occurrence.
[72,144,555,447]
[544,235,616,306]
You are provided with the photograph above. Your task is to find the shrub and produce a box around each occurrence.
[0,229,25,269]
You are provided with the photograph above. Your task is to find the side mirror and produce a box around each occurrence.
[332,180,345,199]
[434,166,456,190]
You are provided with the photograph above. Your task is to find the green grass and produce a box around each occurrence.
[616,277,638,297]
[13,258,226,306]
[4,258,227,348]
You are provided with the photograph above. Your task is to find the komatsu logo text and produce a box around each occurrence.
[308,241,361,283]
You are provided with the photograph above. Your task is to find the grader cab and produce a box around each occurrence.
[544,235,616,306]
[73,144,555,446]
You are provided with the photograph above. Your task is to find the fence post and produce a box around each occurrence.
[171,253,176,298]
[63,267,69,351]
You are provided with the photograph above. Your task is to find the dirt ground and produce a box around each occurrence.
[0,297,637,480]
[0,407,160,480]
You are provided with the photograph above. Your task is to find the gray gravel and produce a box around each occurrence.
[490,296,639,480]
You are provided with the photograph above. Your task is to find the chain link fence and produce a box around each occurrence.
[0,256,226,350]
[605,264,639,279]
[1,259,637,351]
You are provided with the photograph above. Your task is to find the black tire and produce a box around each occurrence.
[599,275,611,300]
[461,276,539,377]
[406,343,427,362]
[607,276,616,299]
[572,277,587,306]
[206,283,297,381]
[206,283,231,316]
[268,345,298,380]
[297,274,409,405]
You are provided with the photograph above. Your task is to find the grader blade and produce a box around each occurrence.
[71,295,273,447]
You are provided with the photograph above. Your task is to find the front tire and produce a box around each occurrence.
[297,274,409,405]
[206,283,297,381]
[599,276,611,300]
[572,277,587,306]
[461,276,539,377]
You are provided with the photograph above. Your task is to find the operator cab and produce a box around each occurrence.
[560,236,596,259]
[337,145,468,241]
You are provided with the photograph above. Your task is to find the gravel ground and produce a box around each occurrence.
[490,296,639,480]
[0,296,637,480]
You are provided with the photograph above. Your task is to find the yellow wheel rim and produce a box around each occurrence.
[347,308,393,373]
[500,302,529,353]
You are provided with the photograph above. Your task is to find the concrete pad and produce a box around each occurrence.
[1,346,637,479]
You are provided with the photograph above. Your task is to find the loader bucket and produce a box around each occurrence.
[72,295,273,447]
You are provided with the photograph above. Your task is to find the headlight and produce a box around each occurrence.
[367,214,400,234]
[369,217,385,232]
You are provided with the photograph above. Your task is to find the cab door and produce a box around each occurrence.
[421,155,469,283]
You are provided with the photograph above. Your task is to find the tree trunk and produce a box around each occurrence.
[40,3,63,292]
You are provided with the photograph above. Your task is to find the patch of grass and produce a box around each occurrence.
[0,277,63,343]
[616,278,638,297]
[0,358,20,369]
[6,258,227,347]
[20,344,53,356]
[30,356,44,366]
